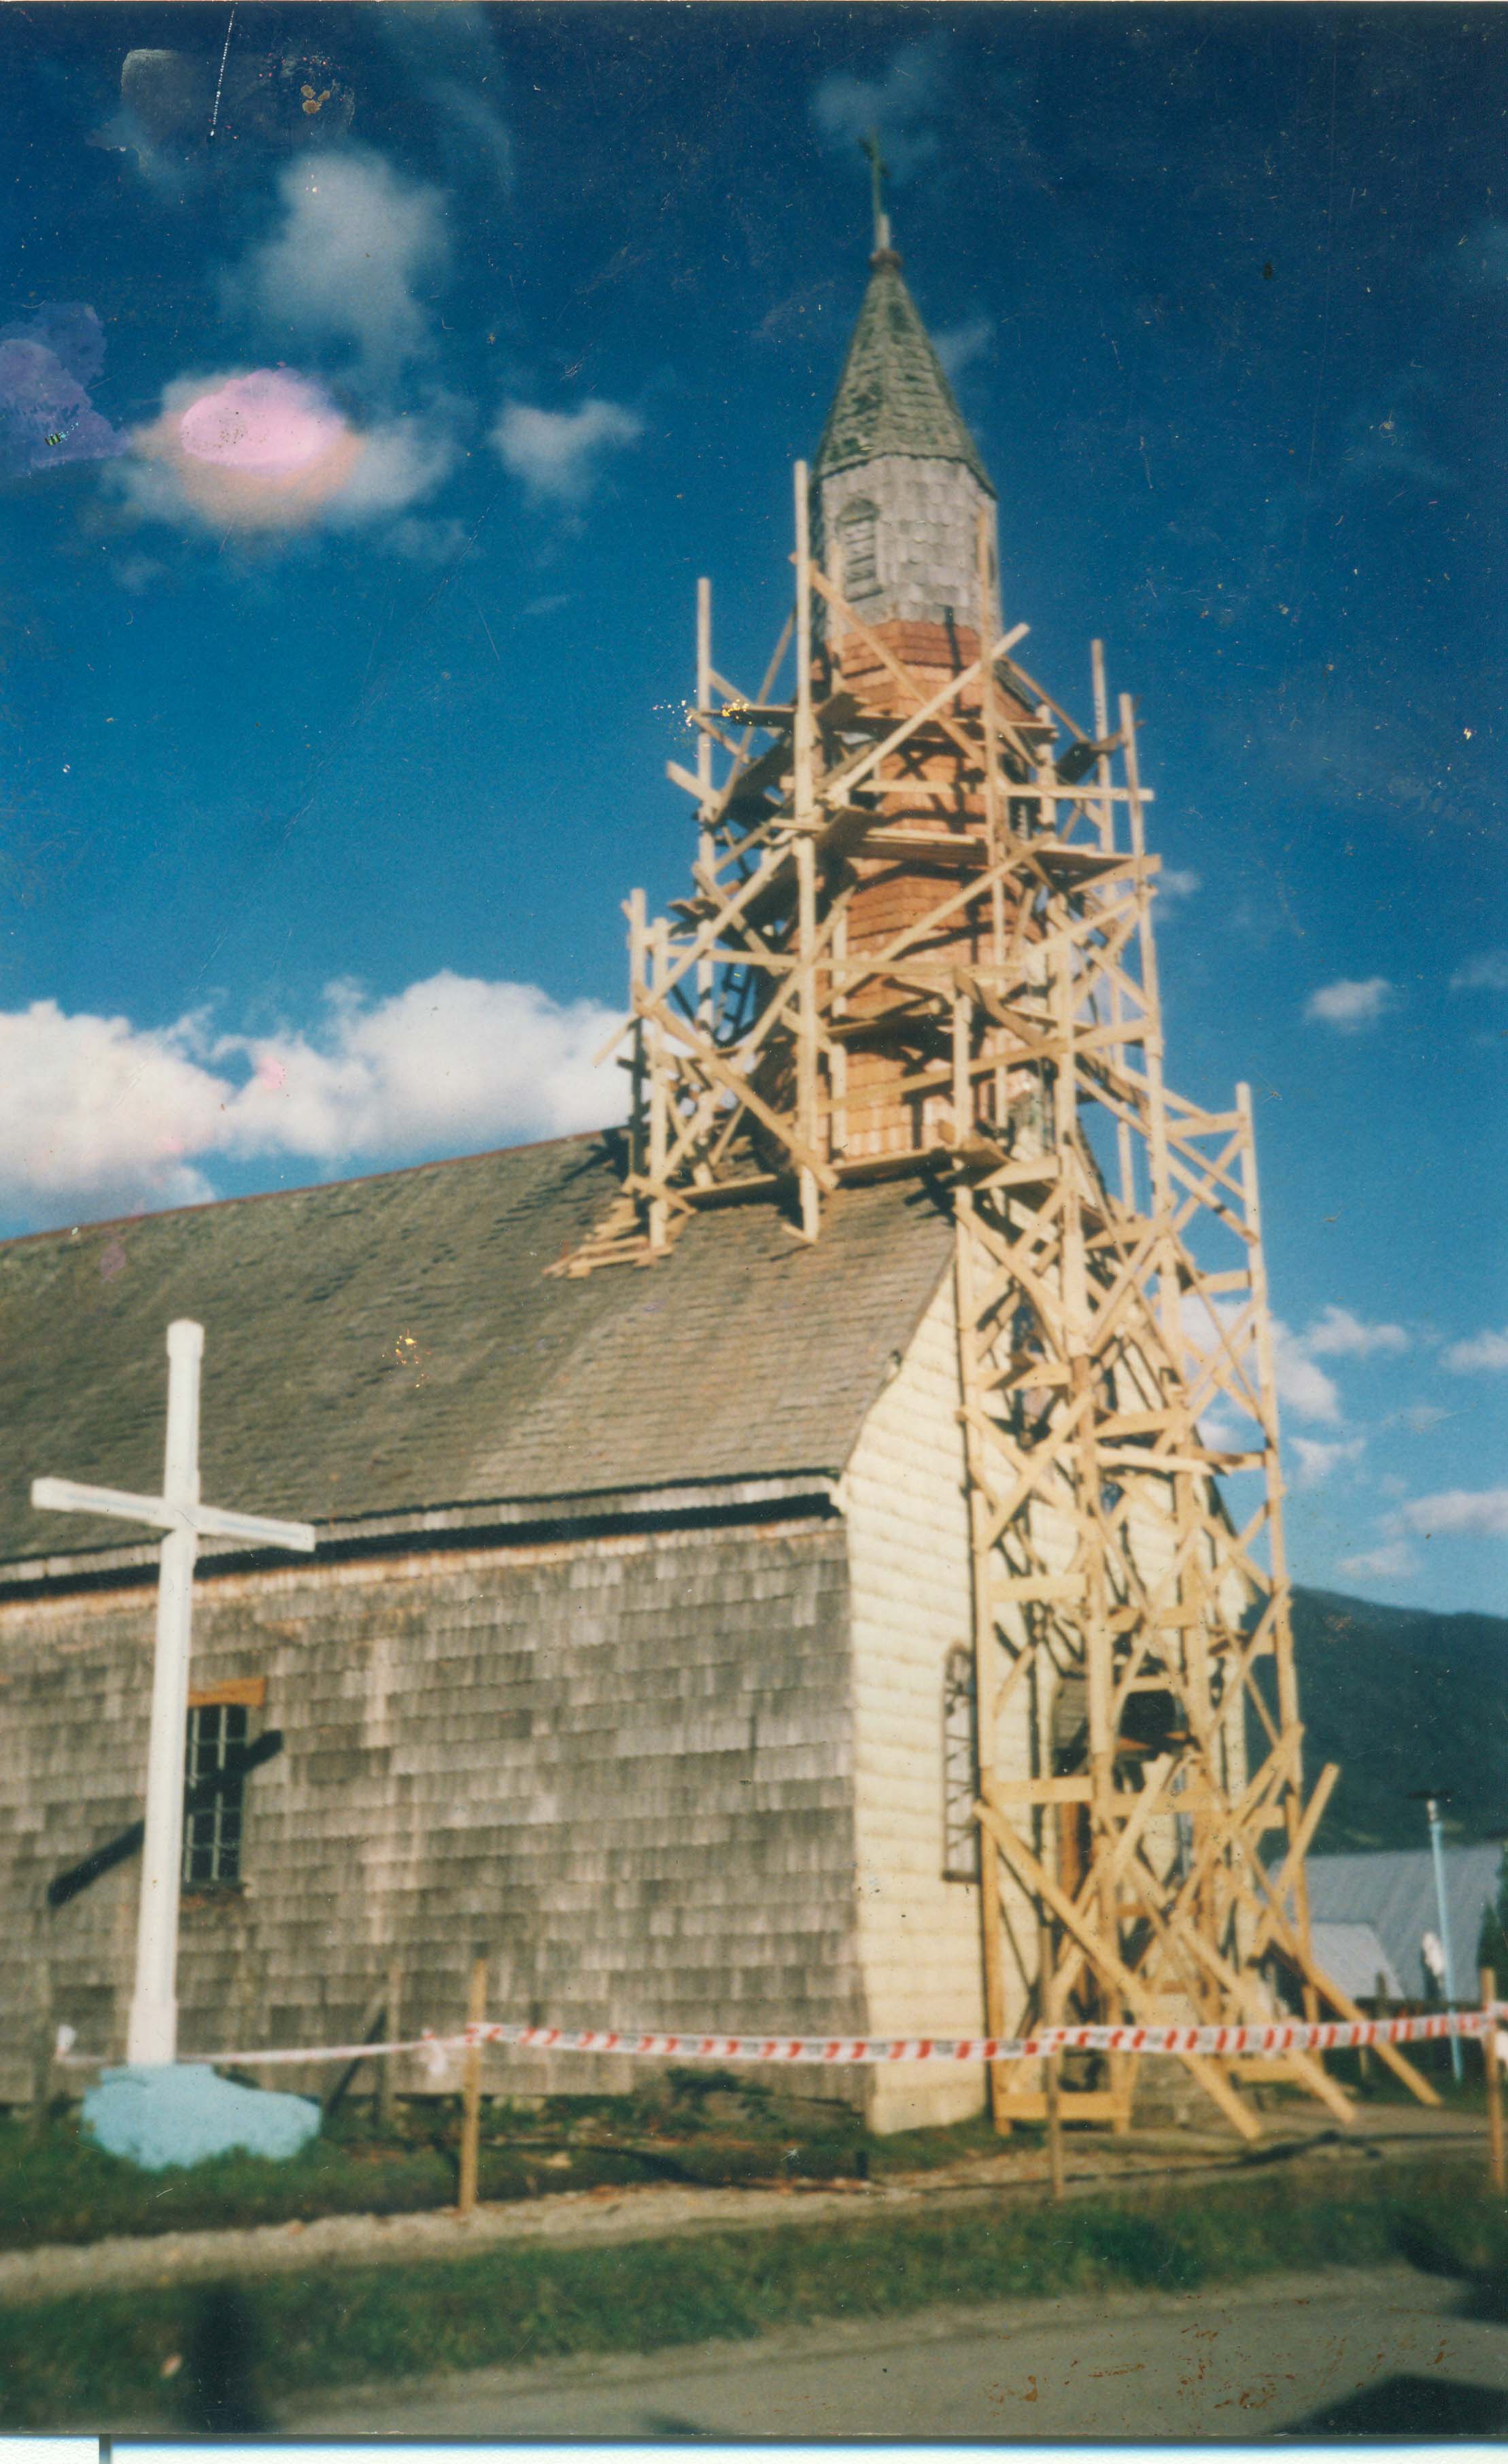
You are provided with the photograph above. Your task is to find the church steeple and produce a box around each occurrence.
[810,182,997,640]
[812,239,993,496]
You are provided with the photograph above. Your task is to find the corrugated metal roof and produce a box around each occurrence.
[1299,1845,1503,2003]
[813,253,994,492]
[1309,1920,1403,2002]
[0,1134,956,1569]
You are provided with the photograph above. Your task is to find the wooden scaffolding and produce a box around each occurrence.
[560,461,1437,2138]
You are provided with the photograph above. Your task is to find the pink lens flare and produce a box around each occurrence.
[179,371,346,474]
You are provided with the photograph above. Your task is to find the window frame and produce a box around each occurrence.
[837,496,881,602]
[182,1677,265,1890]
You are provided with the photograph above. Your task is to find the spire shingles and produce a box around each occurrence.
[812,253,993,497]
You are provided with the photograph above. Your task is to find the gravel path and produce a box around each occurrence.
[0,2106,1483,2310]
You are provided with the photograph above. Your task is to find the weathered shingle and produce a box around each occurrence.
[813,254,993,492]
[0,1134,955,1564]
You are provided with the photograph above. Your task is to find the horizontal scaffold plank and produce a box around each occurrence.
[997,2091,1128,2121]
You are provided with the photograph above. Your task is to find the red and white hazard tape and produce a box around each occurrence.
[57,2002,1508,2072]
[456,2004,1508,2069]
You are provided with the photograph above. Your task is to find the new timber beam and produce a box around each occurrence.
[553,458,1432,2144]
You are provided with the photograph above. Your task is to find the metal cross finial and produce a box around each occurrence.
[860,127,891,255]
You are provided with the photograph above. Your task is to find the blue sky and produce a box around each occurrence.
[2,4,1504,1612]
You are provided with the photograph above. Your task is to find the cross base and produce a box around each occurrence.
[82,2064,321,2172]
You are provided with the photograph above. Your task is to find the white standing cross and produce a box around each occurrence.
[32,1318,315,2066]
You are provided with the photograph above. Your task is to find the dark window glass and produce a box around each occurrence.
[183,1701,248,1885]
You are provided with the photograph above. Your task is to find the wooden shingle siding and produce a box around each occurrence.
[0,1518,865,2104]
[843,1276,995,2131]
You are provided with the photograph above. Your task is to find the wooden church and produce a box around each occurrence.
[1,218,1411,2139]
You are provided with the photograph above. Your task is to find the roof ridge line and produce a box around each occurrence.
[0,1125,619,1252]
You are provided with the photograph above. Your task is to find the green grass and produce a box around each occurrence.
[2,2038,1488,2261]
[0,2072,872,2253]
[1,2156,1503,2429]
[1,2112,458,2252]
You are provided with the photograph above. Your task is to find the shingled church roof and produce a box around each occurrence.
[0,1135,955,1573]
[812,250,993,494]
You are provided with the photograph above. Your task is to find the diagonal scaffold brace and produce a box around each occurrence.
[555,461,1439,2140]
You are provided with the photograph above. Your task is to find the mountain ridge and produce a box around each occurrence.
[1286,1586,1508,1853]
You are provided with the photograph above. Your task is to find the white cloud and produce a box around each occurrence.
[1290,1435,1366,1487]
[1397,1488,1508,1539]
[379,513,478,565]
[425,78,514,190]
[1301,1303,1409,1359]
[1180,1295,1340,1429]
[810,37,950,182]
[114,371,453,541]
[1450,950,1508,992]
[1269,1318,1342,1424]
[112,553,170,594]
[228,153,449,377]
[1159,868,1201,902]
[374,5,514,191]
[322,416,456,524]
[492,398,643,502]
[1338,1541,1419,1583]
[1303,977,1396,1032]
[1395,1402,1452,1435]
[0,1001,223,1219]
[0,974,623,1231]
[1444,1325,1508,1373]
[934,316,993,383]
[1184,1294,1399,1426]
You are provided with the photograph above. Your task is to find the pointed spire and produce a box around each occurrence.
[812,235,993,496]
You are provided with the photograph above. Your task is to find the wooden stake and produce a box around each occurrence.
[1040,1915,1065,2200]
[1484,1965,1505,2195]
[1045,2050,1065,2198]
[457,1953,488,2219]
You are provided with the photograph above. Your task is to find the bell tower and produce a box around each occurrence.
[810,224,996,651]
[555,207,1441,2143]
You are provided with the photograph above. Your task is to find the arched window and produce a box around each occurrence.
[942,1644,979,1882]
[838,498,880,602]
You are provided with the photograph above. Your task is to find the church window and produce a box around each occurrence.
[942,1644,979,1882]
[838,498,880,601]
[183,1697,251,1887]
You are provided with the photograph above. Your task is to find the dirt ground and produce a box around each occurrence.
[0,2095,1485,2308]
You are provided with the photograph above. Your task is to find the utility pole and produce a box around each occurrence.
[1410,1788,1463,2085]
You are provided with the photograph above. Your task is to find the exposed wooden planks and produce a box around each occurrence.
[545,441,1420,2146]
